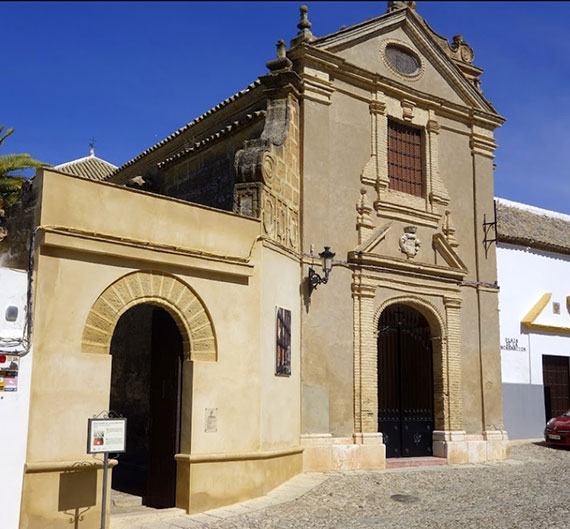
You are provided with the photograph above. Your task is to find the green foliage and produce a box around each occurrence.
[0,125,51,210]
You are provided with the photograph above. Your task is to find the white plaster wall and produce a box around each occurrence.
[497,243,570,385]
[0,267,31,529]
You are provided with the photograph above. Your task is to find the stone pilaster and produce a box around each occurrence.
[444,296,464,431]
[352,278,377,433]
[426,114,449,208]
[360,93,388,201]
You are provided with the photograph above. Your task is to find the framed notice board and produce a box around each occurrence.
[87,418,127,454]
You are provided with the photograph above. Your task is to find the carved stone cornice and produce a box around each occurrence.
[301,73,335,105]
[348,251,467,282]
[401,99,415,121]
[376,199,441,228]
[426,119,440,134]
[351,281,376,299]
[470,132,497,159]
[369,101,387,115]
[443,296,462,309]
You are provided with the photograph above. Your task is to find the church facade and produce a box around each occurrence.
[3,3,511,528]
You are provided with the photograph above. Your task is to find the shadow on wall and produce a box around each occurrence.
[58,462,97,529]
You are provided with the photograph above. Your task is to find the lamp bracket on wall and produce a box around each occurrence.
[308,246,335,292]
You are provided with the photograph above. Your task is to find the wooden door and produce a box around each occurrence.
[145,308,183,508]
[543,355,570,420]
[378,304,434,458]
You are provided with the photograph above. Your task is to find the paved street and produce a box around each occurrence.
[113,442,570,529]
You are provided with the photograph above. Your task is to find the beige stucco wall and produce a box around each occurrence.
[20,170,302,528]
[298,12,505,446]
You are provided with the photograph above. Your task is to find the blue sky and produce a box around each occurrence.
[3,1,570,214]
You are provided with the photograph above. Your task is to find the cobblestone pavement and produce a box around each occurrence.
[116,442,570,529]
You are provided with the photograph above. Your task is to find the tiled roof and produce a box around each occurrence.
[55,154,117,181]
[496,198,570,255]
[107,80,262,179]
[159,111,266,169]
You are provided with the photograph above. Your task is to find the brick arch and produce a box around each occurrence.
[81,270,217,361]
[374,295,445,341]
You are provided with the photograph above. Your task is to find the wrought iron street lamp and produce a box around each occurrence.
[308,246,335,292]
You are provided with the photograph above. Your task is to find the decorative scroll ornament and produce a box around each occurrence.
[399,226,421,258]
[387,1,416,12]
[450,34,474,64]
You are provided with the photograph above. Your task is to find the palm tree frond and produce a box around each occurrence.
[0,153,52,177]
[0,177,25,192]
[0,127,15,148]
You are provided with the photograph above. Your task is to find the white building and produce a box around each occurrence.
[496,198,570,440]
[0,266,31,529]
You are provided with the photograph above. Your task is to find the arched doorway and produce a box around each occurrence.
[377,303,434,458]
[109,304,183,508]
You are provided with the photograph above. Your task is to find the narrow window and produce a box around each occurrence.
[387,120,423,197]
[276,307,291,376]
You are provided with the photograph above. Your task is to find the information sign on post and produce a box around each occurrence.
[87,418,127,454]
[88,414,126,529]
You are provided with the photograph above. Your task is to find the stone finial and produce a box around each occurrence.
[443,210,459,248]
[290,5,315,47]
[387,1,416,13]
[266,39,293,72]
[356,188,375,244]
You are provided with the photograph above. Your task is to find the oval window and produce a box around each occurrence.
[385,45,420,76]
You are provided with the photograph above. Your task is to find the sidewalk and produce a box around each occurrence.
[110,472,330,529]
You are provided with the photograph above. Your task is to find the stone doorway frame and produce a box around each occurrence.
[353,287,464,436]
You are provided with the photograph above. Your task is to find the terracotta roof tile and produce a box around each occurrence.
[55,155,117,181]
[496,198,570,255]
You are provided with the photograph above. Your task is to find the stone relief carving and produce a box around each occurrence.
[259,189,299,251]
[399,226,421,258]
[450,35,474,64]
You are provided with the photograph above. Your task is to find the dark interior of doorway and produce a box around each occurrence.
[109,304,183,509]
[378,304,434,458]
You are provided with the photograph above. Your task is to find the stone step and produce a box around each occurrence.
[386,456,447,469]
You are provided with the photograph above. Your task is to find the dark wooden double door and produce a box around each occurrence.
[543,355,570,420]
[378,304,434,458]
[110,305,182,508]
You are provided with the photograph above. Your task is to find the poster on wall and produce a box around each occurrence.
[0,355,19,392]
[87,418,127,454]
[276,307,291,376]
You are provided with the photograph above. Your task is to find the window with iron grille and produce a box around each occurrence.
[387,120,423,197]
[276,307,291,376]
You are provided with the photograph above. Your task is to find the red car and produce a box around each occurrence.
[544,410,570,446]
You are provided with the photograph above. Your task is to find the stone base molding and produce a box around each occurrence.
[433,430,509,464]
[301,433,386,472]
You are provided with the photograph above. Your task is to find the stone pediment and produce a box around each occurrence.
[432,233,467,272]
[354,222,392,254]
[351,227,467,280]
[313,7,497,114]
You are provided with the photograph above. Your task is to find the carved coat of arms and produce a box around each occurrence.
[399,226,421,258]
